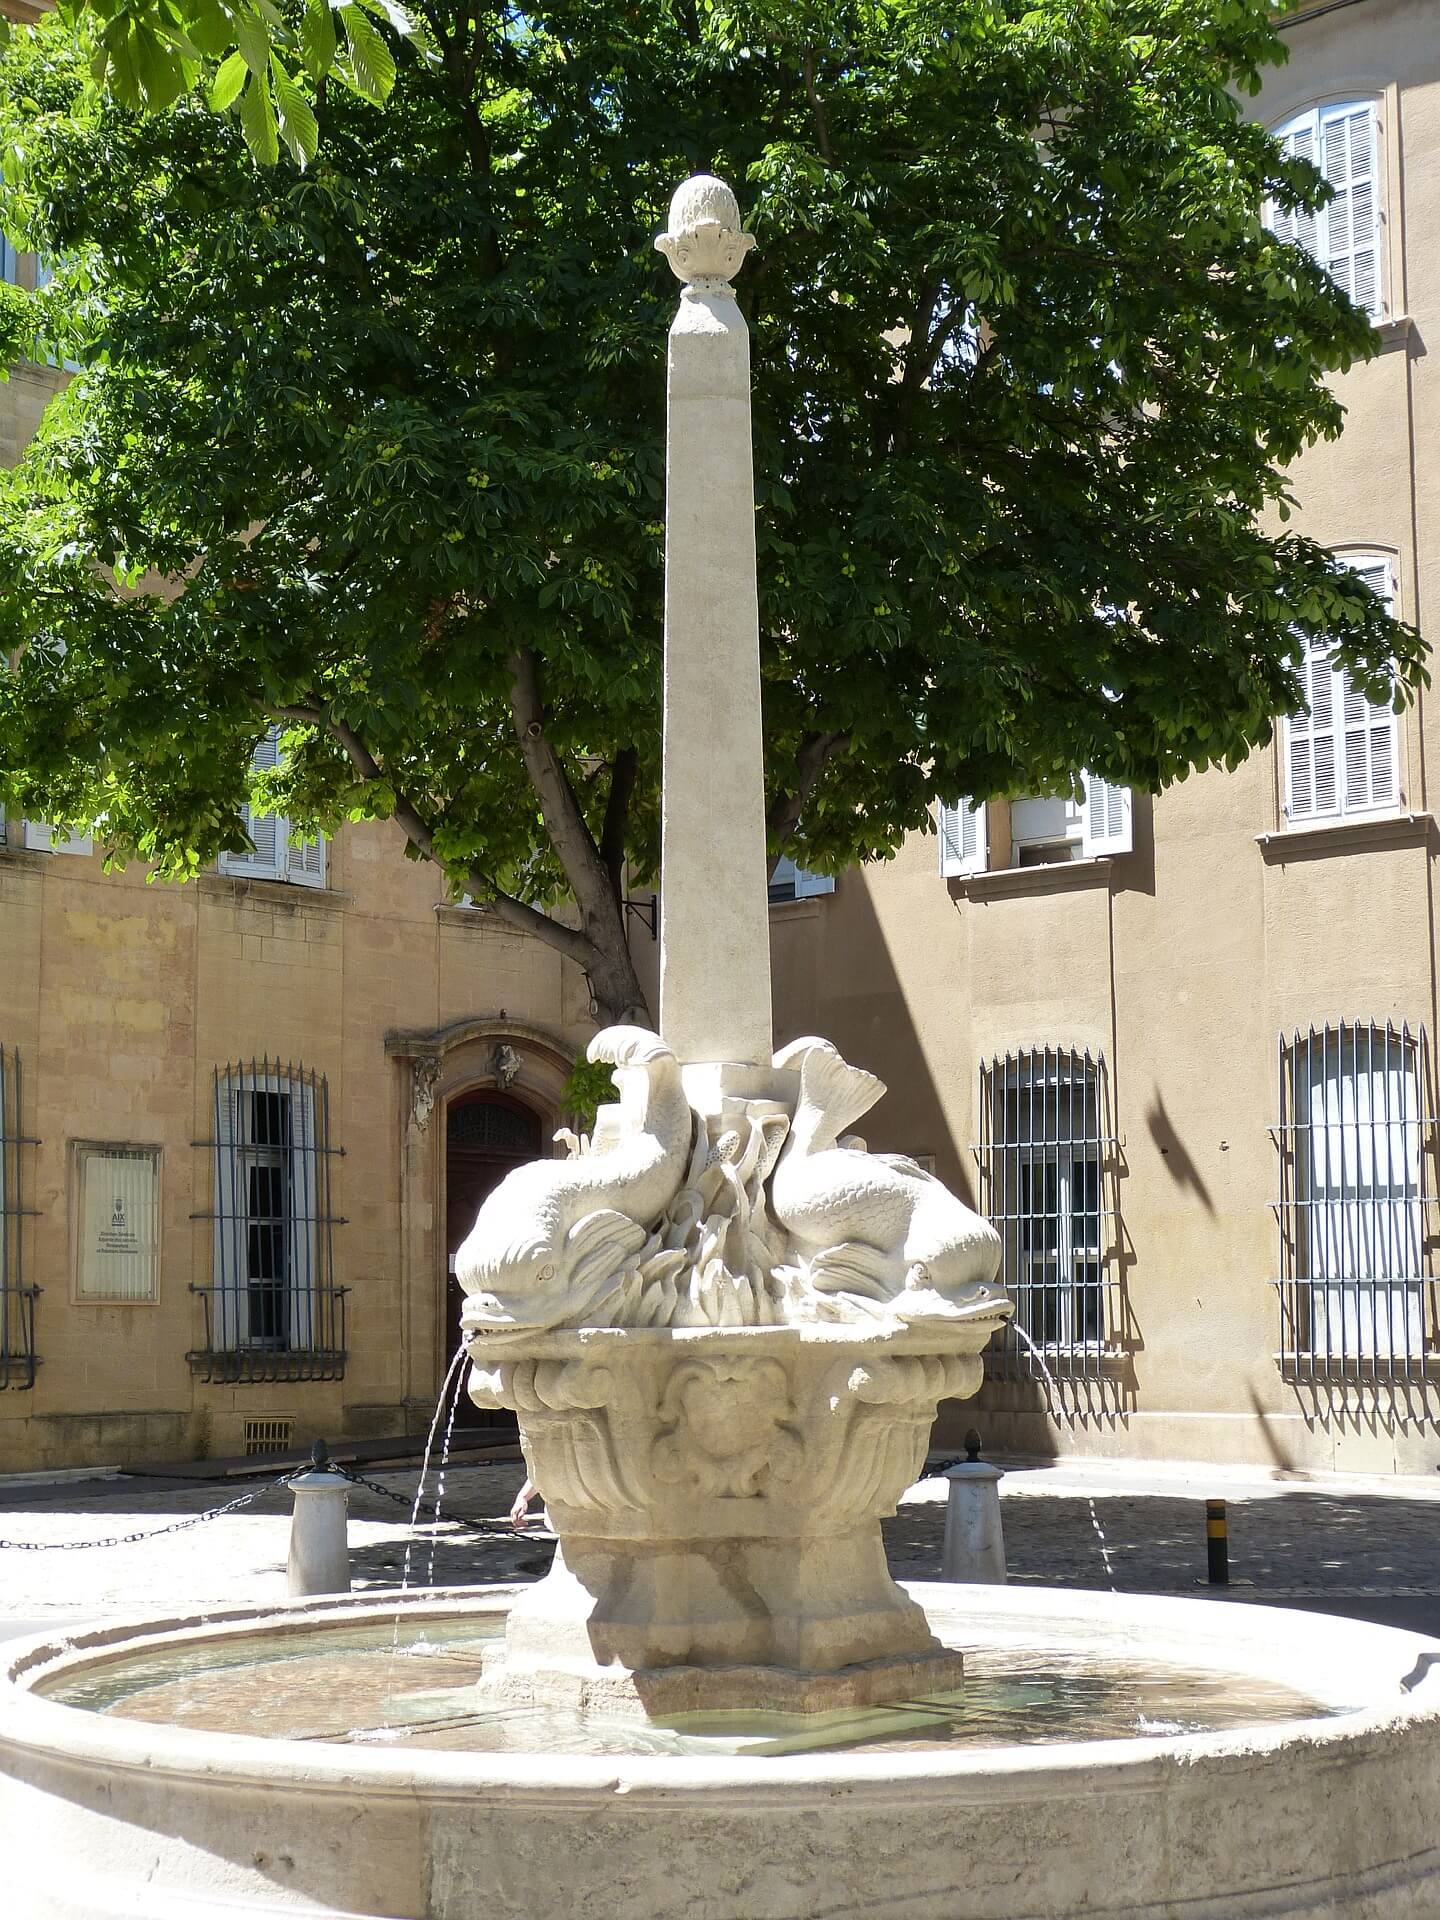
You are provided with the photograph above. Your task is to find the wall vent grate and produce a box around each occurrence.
[243,1417,294,1457]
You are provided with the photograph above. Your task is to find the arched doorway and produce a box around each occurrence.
[444,1090,542,1430]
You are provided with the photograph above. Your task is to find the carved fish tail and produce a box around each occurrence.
[775,1038,883,1143]
[588,1026,678,1070]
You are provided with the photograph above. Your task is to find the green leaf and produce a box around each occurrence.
[209,50,249,112]
[271,58,320,168]
[298,0,338,79]
[337,1,396,104]
[237,63,280,164]
[234,6,272,79]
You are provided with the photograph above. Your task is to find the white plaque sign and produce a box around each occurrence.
[76,1145,160,1302]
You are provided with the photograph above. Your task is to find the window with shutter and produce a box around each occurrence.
[1283,556,1398,824]
[1269,101,1382,320]
[22,821,93,857]
[769,854,835,903]
[938,799,987,876]
[219,728,328,885]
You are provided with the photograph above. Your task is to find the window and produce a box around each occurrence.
[218,729,327,887]
[190,1060,347,1383]
[0,1045,39,1389]
[940,776,1131,876]
[1284,557,1398,824]
[1273,1022,1434,1378]
[768,854,834,903]
[22,821,93,857]
[976,1047,1119,1381]
[1269,100,1382,319]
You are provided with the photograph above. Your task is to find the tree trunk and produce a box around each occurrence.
[581,920,652,1030]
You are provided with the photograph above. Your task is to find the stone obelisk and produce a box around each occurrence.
[654,176,772,1071]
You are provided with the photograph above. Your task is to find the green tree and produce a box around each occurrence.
[0,1,1422,1025]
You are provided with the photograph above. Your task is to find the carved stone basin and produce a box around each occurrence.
[467,1323,1006,1711]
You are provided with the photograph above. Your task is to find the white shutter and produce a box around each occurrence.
[23,820,93,856]
[794,865,833,899]
[1286,557,1397,822]
[212,1076,244,1350]
[285,827,327,889]
[287,1078,317,1350]
[1286,638,1339,820]
[1339,557,1398,813]
[1321,103,1380,318]
[1079,774,1132,857]
[219,729,282,879]
[938,799,986,877]
[1271,112,1320,261]
[1271,103,1381,320]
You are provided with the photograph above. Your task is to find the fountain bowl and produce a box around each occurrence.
[2,1581,1440,1919]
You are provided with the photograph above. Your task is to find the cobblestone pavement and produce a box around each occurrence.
[1,1455,1438,1627]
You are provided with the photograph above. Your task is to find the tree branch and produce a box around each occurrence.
[802,49,835,166]
[272,704,595,965]
[598,745,638,905]
[766,730,849,850]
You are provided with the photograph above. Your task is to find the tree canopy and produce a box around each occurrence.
[0,0,1422,1023]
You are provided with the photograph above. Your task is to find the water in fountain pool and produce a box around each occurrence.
[38,1614,1349,1761]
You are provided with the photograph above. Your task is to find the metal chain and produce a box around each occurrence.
[338,1466,555,1542]
[0,1466,557,1552]
[0,1476,289,1551]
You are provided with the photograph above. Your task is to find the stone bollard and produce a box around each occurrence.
[941,1429,1007,1584]
[287,1441,352,1598]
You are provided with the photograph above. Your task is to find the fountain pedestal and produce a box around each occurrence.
[454,172,1012,1716]
[470,1326,995,1712]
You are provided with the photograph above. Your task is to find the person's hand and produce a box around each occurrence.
[509,1478,536,1527]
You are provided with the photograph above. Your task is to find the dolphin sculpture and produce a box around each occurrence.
[769,1037,1008,1328]
[456,1026,694,1344]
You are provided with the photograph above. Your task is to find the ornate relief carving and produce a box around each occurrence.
[651,1355,803,1498]
[411,1054,440,1130]
[490,1042,522,1090]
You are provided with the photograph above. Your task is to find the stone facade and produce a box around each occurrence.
[770,0,1440,1476]
[0,810,601,1467]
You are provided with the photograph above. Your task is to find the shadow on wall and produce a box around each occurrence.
[768,868,1055,1452]
[1147,1092,1217,1215]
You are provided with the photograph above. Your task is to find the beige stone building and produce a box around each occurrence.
[772,0,1440,1476]
[1,0,1436,1477]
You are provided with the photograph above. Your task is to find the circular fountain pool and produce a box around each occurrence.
[2,1582,1438,1918]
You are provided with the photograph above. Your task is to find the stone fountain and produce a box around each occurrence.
[3,179,1440,1920]
[453,174,1009,1716]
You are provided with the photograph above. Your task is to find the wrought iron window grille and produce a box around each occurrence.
[0,1046,41,1390]
[1270,1022,1437,1382]
[974,1047,1123,1385]
[189,1059,348,1385]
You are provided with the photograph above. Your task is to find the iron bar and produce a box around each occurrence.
[974,1048,1121,1386]
[189,1059,348,1384]
[1269,1021,1436,1383]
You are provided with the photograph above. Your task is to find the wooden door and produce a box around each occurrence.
[444,1093,543,1430]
